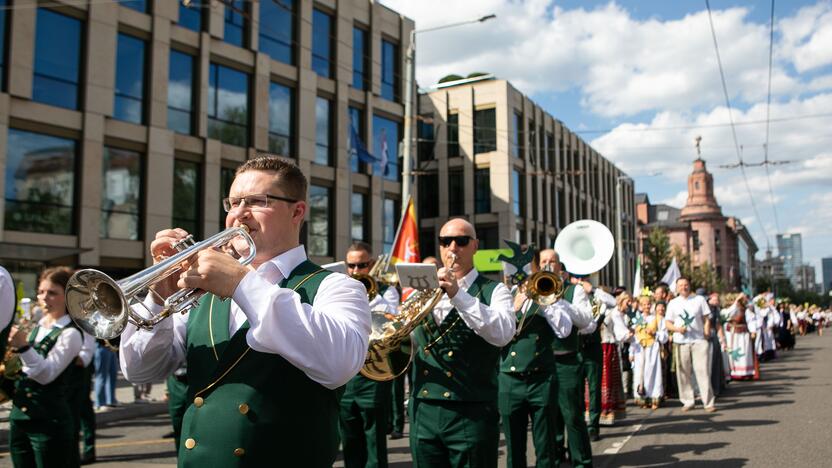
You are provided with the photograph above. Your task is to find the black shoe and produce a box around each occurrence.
[590,431,601,442]
[80,452,96,465]
[390,430,404,440]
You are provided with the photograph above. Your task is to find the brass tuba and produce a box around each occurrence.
[66,226,256,340]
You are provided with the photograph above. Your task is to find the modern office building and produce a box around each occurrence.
[777,233,803,288]
[0,0,413,295]
[822,257,832,294]
[416,75,637,288]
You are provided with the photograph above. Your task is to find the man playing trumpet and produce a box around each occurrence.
[409,219,515,468]
[119,156,371,467]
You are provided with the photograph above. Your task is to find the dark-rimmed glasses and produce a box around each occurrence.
[222,194,298,212]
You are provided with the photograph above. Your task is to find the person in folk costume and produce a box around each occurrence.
[812,306,825,336]
[539,250,595,464]
[651,284,676,399]
[8,267,83,468]
[753,293,778,362]
[631,294,668,409]
[706,293,728,395]
[653,301,673,399]
[777,302,796,351]
[340,241,400,468]
[409,218,516,468]
[596,292,631,424]
[498,247,586,468]
[120,156,371,467]
[721,294,759,381]
[796,305,808,336]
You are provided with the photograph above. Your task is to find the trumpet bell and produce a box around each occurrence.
[554,220,614,276]
[525,271,563,306]
[353,273,379,301]
[66,269,130,340]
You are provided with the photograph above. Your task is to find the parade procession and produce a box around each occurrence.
[1,1,832,467]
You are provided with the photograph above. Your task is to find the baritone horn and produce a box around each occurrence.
[65,226,256,340]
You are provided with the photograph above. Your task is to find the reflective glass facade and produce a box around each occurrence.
[208,63,249,147]
[33,9,82,110]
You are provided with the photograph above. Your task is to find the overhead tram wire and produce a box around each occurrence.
[763,0,782,233]
[704,0,769,248]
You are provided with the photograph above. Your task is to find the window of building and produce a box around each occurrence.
[208,63,249,147]
[476,225,499,250]
[173,159,201,236]
[351,192,368,242]
[373,115,400,182]
[308,185,331,256]
[557,190,566,227]
[168,50,195,135]
[475,167,491,214]
[531,175,538,219]
[546,132,555,171]
[223,0,246,48]
[33,9,82,110]
[101,147,142,240]
[0,0,8,91]
[715,229,721,252]
[529,119,537,166]
[312,9,333,79]
[417,116,434,161]
[381,39,399,101]
[474,108,497,154]
[269,82,293,157]
[122,0,147,13]
[692,230,700,251]
[315,97,332,166]
[114,33,146,124]
[657,210,668,221]
[418,173,438,219]
[512,169,523,216]
[219,165,236,230]
[352,26,368,90]
[447,113,460,158]
[349,106,367,173]
[420,227,436,259]
[448,168,464,216]
[383,197,400,253]
[178,0,202,32]
[4,129,76,234]
[260,0,294,64]
[512,111,523,158]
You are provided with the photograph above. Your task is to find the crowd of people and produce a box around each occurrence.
[0,154,830,468]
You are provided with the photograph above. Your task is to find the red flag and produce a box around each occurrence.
[390,197,420,265]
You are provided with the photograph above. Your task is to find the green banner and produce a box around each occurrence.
[473,249,512,273]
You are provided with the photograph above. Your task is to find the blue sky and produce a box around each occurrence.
[383,0,832,286]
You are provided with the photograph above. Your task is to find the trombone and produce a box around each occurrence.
[66,226,256,340]
[352,253,399,301]
[515,267,564,333]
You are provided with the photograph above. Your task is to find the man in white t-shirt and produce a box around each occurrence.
[665,277,715,412]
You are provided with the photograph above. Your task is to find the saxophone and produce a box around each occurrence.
[0,313,35,403]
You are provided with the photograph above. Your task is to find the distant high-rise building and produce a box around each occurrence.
[822,257,832,294]
[777,233,803,287]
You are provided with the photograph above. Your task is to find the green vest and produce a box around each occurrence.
[411,274,500,402]
[10,323,77,422]
[179,260,340,468]
[500,303,556,373]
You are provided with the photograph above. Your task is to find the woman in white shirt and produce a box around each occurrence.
[7,267,82,468]
[597,292,632,425]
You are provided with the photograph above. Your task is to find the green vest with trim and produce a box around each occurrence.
[500,303,556,373]
[411,273,500,402]
[179,260,339,468]
[10,323,77,422]
[552,284,581,353]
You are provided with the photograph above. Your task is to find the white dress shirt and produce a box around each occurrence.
[517,299,573,339]
[19,315,83,385]
[666,293,711,343]
[120,245,371,390]
[78,331,96,367]
[0,266,15,330]
[429,268,515,347]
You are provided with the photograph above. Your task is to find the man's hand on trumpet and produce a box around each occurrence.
[178,248,250,300]
[148,228,191,304]
[437,253,459,298]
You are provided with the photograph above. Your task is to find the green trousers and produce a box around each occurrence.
[389,373,406,433]
[339,377,390,468]
[580,343,603,434]
[553,354,593,468]
[166,375,189,453]
[409,399,499,468]
[9,418,74,468]
[498,372,559,468]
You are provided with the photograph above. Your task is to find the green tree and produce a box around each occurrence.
[642,227,671,287]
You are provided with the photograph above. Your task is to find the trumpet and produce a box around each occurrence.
[66,226,256,340]
[515,269,564,334]
[352,253,399,301]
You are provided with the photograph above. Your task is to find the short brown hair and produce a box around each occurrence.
[39,266,74,291]
[347,241,373,256]
[236,155,307,201]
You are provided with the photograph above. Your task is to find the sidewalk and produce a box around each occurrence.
[0,373,168,447]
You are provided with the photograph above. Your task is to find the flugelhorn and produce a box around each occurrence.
[66,226,256,340]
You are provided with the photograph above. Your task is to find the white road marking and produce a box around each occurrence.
[603,423,643,454]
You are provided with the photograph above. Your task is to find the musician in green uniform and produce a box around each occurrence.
[539,250,595,467]
[409,219,516,468]
[8,266,83,468]
[340,242,400,468]
[119,156,371,467]
[499,249,580,468]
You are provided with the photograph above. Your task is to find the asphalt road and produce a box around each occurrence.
[1,332,829,467]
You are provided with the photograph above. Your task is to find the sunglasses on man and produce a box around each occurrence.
[438,235,474,247]
[346,262,372,269]
[222,193,298,212]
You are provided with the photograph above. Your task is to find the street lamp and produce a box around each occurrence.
[401,14,497,207]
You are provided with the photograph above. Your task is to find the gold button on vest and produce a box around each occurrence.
[25,392,32,398]
[421,389,428,396]
[194,397,204,408]
[510,351,517,356]
[21,407,27,413]
[510,366,516,371]
[447,351,453,358]
[185,438,196,450]
[238,403,250,415]
[446,371,453,378]
[423,370,429,376]
[234,448,245,457]
[443,391,450,398]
